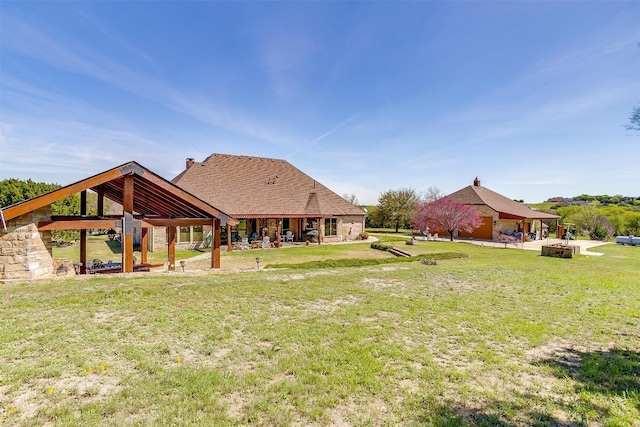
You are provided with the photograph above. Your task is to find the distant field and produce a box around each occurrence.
[2,237,638,426]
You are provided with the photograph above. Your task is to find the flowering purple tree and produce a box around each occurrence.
[413,196,482,241]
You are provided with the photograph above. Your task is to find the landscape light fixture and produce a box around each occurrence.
[255,257,260,270]
[180,260,186,271]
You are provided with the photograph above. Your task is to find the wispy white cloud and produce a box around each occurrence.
[286,114,360,159]
[1,13,291,146]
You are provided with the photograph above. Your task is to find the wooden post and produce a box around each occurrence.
[212,219,221,269]
[122,175,134,273]
[318,217,322,245]
[97,185,104,216]
[276,219,281,248]
[79,190,87,274]
[168,226,176,271]
[141,228,148,263]
[226,224,232,252]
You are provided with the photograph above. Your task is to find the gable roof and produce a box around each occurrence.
[1,161,236,224]
[172,154,366,218]
[447,182,559,220]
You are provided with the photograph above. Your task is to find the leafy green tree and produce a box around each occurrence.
[624,212,640,235]
[377,188,420,232]
[0,178,103,242]
[364,205,384,228]
[0,178,61,207]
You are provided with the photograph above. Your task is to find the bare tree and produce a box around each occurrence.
[342,193,359,205]
[423,186,444,203]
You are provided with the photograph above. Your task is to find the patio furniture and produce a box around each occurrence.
[239,237,249,250]
[261,236,270,249]
[286,231,294,242]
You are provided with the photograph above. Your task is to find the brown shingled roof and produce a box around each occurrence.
[172,154,366,219]
[447,183,559,220]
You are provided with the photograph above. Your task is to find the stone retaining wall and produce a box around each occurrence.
[1,207,54,281]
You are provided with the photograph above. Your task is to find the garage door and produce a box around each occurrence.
[459,216,493,240]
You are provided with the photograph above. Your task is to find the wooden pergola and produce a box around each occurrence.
[1,162,237,273]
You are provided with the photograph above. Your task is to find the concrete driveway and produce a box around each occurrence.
[461,237,610,256]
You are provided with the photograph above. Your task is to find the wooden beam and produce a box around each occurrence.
[212,219,221,269]
[1,167,125,222]
[80,191,88,274]
[122,213,134,273]
[276,218,281,248]
[123,175,134,214]
[97,185,104,216]
[122,176,134,273]
[133,168,236,223]
[227,223,232,252]
[141,227,148,263]
[168,226,176,271]
[38,219,119,231]
[49,215,211,227]
[143,218,215,227]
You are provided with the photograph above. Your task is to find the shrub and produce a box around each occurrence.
[371,242,392,251]
[265,252,467,269]
[359,231,369,240]
[590,224,609,241]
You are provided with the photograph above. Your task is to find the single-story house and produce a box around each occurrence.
[0,161,236,281]
[155,153,367,250]
[445,177,560,241]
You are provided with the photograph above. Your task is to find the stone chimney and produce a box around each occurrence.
[473,177,480,187]
[186,158,195,169]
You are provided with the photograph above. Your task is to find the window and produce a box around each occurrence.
[324,218,337,236]
[179,226,190,243]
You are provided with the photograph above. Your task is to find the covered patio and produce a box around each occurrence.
[0,162,237,279]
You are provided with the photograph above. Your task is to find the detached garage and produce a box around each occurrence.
[459,216,493,240]
[446,178,559,241]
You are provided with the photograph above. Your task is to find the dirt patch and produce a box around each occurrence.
[6,373,121,423]
[300,295,361,313]
[361,277,405,290]
[222,390,246,421]
[266,270,339,283]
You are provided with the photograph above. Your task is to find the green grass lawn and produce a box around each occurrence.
[1,238,639,426]
[52,235,207,266]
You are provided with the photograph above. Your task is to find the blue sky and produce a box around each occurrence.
[1,1,638,205]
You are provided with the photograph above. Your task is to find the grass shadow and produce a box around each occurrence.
[416,399,580,427]
[414,348,639,426]
[538,347,640,406]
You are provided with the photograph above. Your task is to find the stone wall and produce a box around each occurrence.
[321,215,365,243]
[1,206,54,280]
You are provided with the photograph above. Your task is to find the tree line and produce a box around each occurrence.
[358,188,640,241]
[0,178,101,243]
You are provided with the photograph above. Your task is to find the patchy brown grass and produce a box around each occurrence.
[1,241,638,426]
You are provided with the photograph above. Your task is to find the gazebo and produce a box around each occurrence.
[0,161,237,280]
